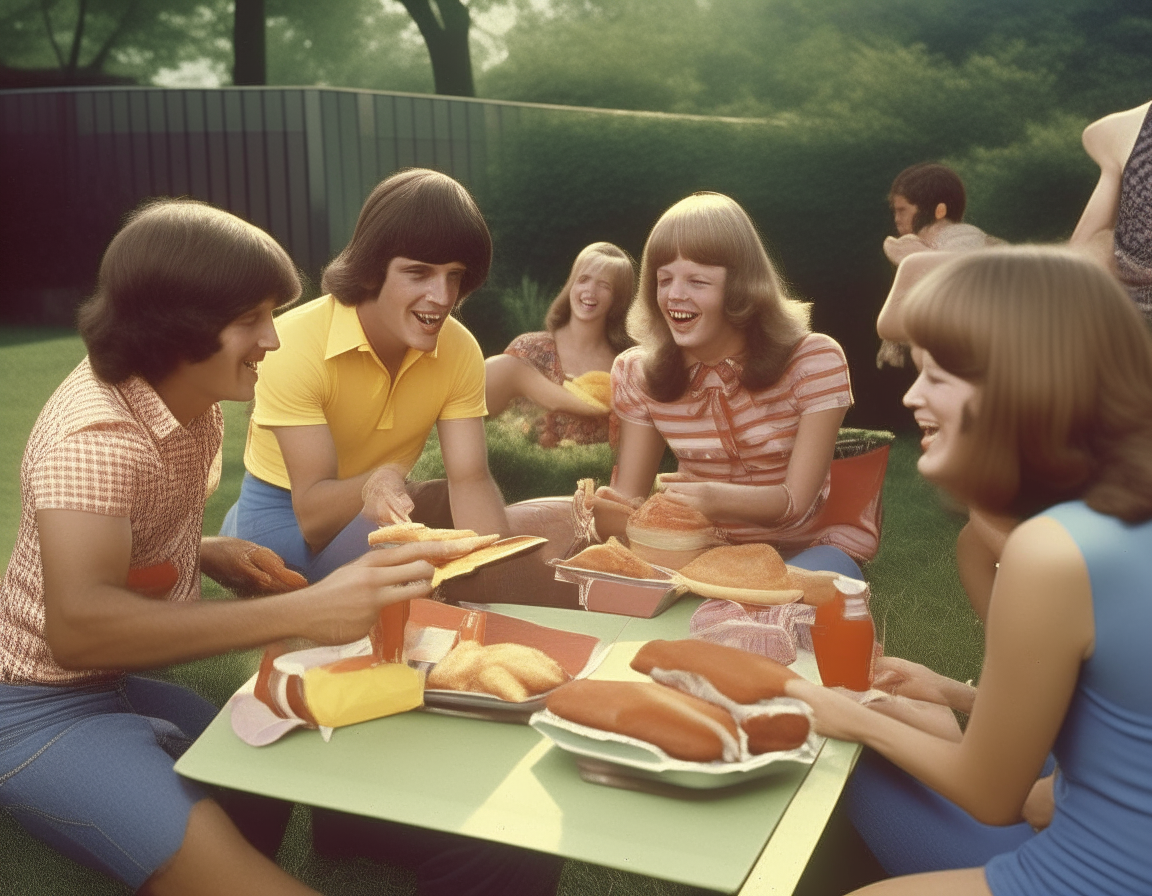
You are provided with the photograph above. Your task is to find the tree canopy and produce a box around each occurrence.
[3,0,1147,127]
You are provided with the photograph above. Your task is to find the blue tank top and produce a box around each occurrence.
[985,501,1152,896]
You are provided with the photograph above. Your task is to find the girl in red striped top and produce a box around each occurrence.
[594,192,861,576]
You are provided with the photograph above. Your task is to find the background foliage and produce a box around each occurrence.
[2,0,1150,427]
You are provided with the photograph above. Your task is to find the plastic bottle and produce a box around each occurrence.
[373,600,411,663]
[811,577,875,690]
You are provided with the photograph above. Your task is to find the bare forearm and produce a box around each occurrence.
[292,471,375,549]
[789,680,1022,825]
[713,482,791,526]
[448,475,510,536]
[45,588,313,671]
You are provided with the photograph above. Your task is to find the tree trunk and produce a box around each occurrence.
[400,0,475,97]
[234,0,266,86]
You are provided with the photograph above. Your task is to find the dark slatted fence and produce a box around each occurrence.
[0,86,523,323]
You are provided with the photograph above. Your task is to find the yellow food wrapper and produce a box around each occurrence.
[303,658,424,728]
[231,637,427,746]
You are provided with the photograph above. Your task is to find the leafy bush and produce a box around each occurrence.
[412,417,618,503]
[468,100,1095,431]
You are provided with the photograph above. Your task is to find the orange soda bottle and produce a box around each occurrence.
[811,577,875,690]
[373,600,411,664]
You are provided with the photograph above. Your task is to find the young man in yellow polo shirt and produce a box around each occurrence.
[223,168,511,582]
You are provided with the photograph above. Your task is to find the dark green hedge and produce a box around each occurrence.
[458,107,1096,431]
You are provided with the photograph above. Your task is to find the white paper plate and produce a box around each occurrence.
[529,709,820,790]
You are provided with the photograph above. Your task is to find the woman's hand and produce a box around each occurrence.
[872,656,976,714]
[200,536,308,596]
[657,475,789,526]
[656,473,723,517]
[1022,773,1056,832]
[361,464,415,525]
[784,676,872,742]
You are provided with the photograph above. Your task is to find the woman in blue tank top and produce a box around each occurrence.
[786,245,1152,895]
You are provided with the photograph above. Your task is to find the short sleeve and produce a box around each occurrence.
[611,349,656,427]
[30,426,148,518]
[787,334,853,416]
[250,342,329,428]
[438,325,488,420]
[503,332,557,379]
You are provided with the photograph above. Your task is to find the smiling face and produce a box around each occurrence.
[655,255,744,365]
[904,347,982,491]
[359,256,467,372]
[891,194,920,236]
[568,261,616,326]
[164,297,280,422]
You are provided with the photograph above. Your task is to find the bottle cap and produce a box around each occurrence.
[833,576,868,596]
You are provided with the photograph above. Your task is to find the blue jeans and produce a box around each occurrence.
[221,473,381,582]
[0,677,213,888]
[848,748,1057,874]
[222,473,457,583]
[784,544,863,578]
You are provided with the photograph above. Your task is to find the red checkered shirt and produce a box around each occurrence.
[0,359,222,684]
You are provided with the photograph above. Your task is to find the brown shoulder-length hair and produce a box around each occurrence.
[321,168,492,307]
[543,242,636,354]
[78,199,300,385]
[626,192,810,402]
[903,246,1152,522]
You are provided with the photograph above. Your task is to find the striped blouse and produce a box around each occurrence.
[612,333,852,554]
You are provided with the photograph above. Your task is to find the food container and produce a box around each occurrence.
[529,703,820,792]
[552,562,681,618]
[407,600,608,720]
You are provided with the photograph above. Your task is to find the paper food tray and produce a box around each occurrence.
[529,708,821,791]
[408,600,608,721]
[551,561,682,617]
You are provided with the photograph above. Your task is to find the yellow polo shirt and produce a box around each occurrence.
[243,295,487,489]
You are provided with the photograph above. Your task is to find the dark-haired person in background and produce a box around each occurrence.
[223,168,510,581]
[0,199,463,894]
[883,162,1001,265]
[877,162,1003,368]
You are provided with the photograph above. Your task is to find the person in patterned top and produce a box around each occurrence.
[591,192,861,578]
[1070,99,1152,322]
[0,200,542,896]
[484,242,635,447]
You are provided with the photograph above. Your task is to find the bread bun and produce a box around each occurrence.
[625,493,722,569]
[369,522,483,545]
[427,640,569,702]
[630,639,810,754]
[545,679,739,762]
[565,536,657,579]
[630,638,798,704]
[742,712,811,754]
[678,543,788,590]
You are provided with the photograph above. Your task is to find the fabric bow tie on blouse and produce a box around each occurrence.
[686,358,745,470]
[687,358,743,398]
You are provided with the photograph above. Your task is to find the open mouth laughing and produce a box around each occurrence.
[414,311,444,328]
[666,309,700,325]
[917,420,939,449]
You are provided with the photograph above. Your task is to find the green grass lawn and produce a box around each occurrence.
[0,329,981,895]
